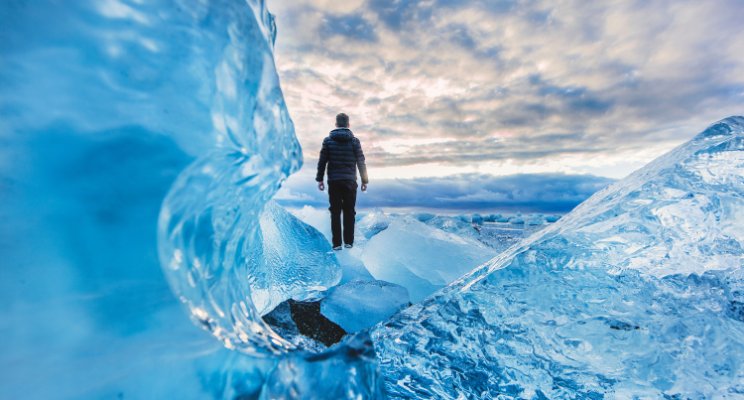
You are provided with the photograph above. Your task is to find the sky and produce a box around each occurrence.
[270,0,744,211]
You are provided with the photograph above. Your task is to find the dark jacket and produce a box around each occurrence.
[316,128,369,184]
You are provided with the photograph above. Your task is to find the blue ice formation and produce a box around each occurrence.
[416,212,554,251]
[259,333,386,399]
[288,206,510,302]
[3,0,744,397]
[0,0,344,397]
[160,174,341,354]
[371,117,744,399]
[362,216,498,302]
[358,208,392,239]
[147,0,344,352]
[321,279,410,332]
[334,248,376,284]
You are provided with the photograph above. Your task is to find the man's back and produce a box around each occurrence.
[316,127,368,184]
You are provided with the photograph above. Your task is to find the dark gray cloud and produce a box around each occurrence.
[277,172,614,212]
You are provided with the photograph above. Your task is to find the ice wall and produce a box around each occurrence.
[371,117,744,399]
[149,0,344,354]
[0,0,343,397]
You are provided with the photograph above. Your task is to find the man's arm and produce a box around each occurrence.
[316,139,328,190]
[353,138,369,188]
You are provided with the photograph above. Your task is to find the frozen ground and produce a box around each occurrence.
[287,206,557,304]
[284,206,558,327]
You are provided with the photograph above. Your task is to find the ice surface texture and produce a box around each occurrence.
[359,208,393,239]
[362,217,498,302]
[321,280,411,332]
[259,333,387,399]
[289,206,503,302]
[150,1,342,353]
[5,0,744,396]
[1,1,343,397]
[371,117,744,399]
[160,166,342,354]
[417,212,553,252]
[1,0,319,396]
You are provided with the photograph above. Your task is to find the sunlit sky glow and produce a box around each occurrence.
[271,0,744,209]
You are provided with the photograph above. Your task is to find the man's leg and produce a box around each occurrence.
[341,181,357,246]
[328,182,343,248]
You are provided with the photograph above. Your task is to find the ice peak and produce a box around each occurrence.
[372,117,744,398]
[694,115,744,140]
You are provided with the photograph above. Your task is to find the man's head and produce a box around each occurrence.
[336,113,350,128]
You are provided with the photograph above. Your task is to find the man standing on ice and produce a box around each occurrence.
[316,113,369,251]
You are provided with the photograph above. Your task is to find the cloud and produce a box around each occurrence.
[271,0,744,181]
[276,170,613,212]
[320,13,377,42]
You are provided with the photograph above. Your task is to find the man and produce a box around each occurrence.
[316,113,368,250]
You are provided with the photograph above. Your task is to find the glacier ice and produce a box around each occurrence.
[417,213,482,241]
[286,206,525,302]
[321,279,411,333]
[288,205,387,246]
[4,0,744,396]
[371,116,744,399]
[358,208,393,239]
[417,212,554,252]
[148,1,343,352]
[334,248,376,284]
[362,216,498,302]
[289,205,335,243]
[0,0,346,396]
[160,171,342,353]
[259,334,387,399]
[257,202,340,313]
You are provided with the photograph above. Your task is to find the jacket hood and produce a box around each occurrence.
[330,127,353,142]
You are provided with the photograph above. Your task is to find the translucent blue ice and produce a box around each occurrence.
[417,212,554,251]
[144,0,342,352]
[361,216,498,302]
[371,117,744,399]
[358,208,393,239]
[4,0,744,397]
[260,334,386,399]
[0,0,342,397]
[321,279,410,332]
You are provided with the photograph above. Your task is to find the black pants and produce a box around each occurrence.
[328,180,357,247]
